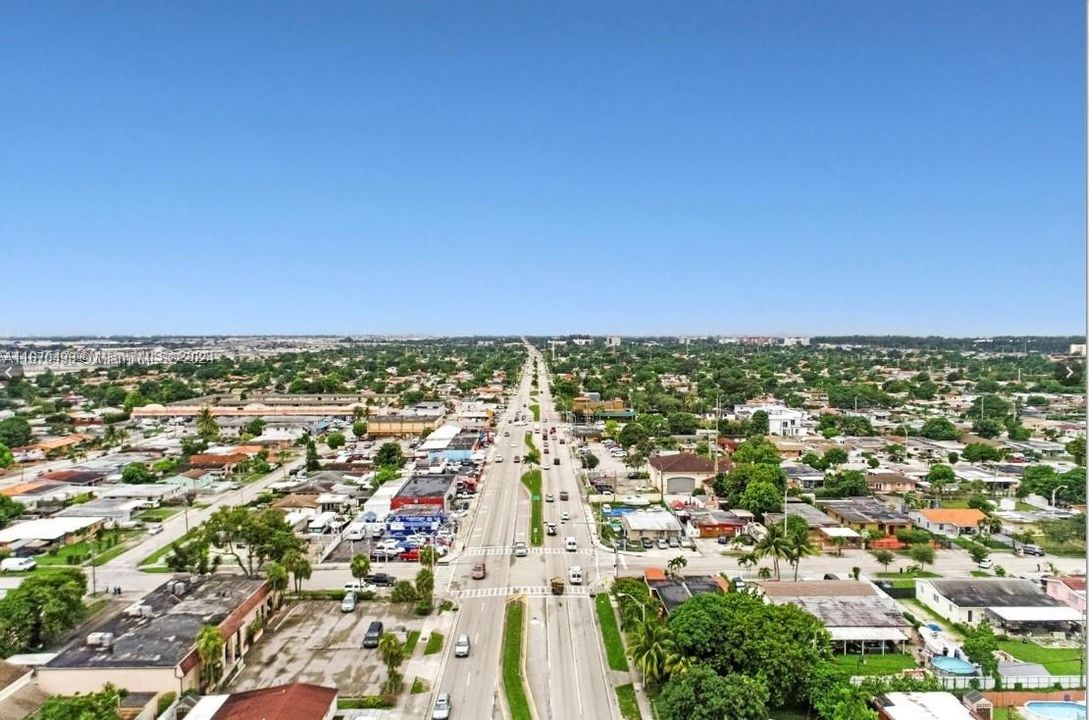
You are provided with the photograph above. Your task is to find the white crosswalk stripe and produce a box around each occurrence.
[451,585,592,599]
[462,546,590,556]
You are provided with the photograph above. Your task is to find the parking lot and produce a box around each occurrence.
[230,600,419,696]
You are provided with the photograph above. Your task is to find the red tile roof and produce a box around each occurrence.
[213,682,337,720]
[649,453,715,474]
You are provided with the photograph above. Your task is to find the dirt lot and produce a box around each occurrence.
[230,600,418,696]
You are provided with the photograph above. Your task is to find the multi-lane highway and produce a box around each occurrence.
[527,352,620,720]
[430,347,620,719]
[430,357,543,718]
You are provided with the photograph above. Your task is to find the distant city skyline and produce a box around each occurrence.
[3,1,1084,336]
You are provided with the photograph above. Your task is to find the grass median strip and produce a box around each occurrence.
[616,683,641,720]
[529,404,540,421]
[520,470,543,546]
[502,600,532,720]
[595,593,629,672]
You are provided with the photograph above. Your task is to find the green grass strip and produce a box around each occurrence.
[502,600,532,720]
[520,470,543,546]
[595,593,629,671]
[424,631,444,655]
[616,683,642,720]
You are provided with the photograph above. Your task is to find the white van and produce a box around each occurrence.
[1,557,36,572]
[568,565,583,584]
[565,536,578,552]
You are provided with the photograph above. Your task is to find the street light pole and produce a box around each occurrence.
[615,592,646,624]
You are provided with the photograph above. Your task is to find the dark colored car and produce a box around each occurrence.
[640,537,654,549]
[363,621,383,648]
[559,491,569,501]
[364,573,396,587]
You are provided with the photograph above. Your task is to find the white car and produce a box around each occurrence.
[0,557,36,572]
[561,512,570,521]
[495,455,504,462]
[344,580,377,594]
[511,441,517,447]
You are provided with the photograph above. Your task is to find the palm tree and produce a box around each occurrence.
[757,566,773,580]
[282,551,311,593]
[265,561,288,607]
[626,618,675,686]
[196,625,225,690]
[736,552,758,571]
[418,545,437,570]
[666,555,687,578]
[350,554,371,582]
[378,632,406,695]
[196,407,219,442]
[753,524,792,580]
[786,530,819,581]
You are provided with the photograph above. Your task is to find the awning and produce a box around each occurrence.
[988,606,1084,623]
[828,627,910,642]
[821,527,862,538]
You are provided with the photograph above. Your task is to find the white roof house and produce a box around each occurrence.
[875,692,976,720]
[0,516,106,544]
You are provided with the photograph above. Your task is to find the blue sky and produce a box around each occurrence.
[1,1,1084,337]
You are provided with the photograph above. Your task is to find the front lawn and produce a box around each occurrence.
[832,653,918,676]
[998,639,1085,675]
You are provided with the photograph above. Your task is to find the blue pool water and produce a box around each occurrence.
[930,655,977,675]
[1024,701,1087,720]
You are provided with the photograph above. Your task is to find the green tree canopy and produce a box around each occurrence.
[0,417,32,448]
[658,665,769,720]
[375,442,405,468]
[666,592,830,707]
[919,417,960,441]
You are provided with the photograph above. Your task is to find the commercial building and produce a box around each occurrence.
[620,510,683,542]
[648,453,716,495]
[391,474,456,511]
[38,576,271,696]
[367,414,444,437]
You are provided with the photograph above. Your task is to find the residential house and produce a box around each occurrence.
[0,516,106,552]
[733,403,810,437]
[757,580,912,655]
[184,682,338,720]
[873,692,979,720]
[818,497,913,536]
[916,578,1082,632]
[911,508,987,537]
[1043,576,1087,613]
[868,472,918,495]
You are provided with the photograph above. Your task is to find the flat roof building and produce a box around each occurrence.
[38,576,271,696]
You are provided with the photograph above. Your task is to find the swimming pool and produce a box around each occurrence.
[930,655,977,675]
[1023,701,1087,720]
